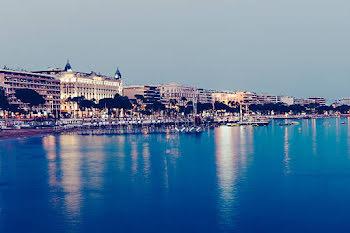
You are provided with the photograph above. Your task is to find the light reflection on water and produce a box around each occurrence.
[60,136,83,228]
[3,118,350,233]
[215,126,253,231]
[283,127,291,175]
[348,118,350,155]
[131,142,138,176]
[142,142,151,177]
[312,119,317,155]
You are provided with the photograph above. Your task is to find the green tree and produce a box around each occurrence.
[197,102,213,113]
[98,98,118,110]
[169,99,178,108]
[316,105,332,114]
[0,90,10,110]
[335,105,350,114]
[79,99,95,111]
[180,97,187,106]
[114,94,132,110]
[146,101,165,112]
[134,94,144,102]
[72,96,85,104]
[15,89,45,117]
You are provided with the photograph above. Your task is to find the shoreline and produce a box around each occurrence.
[1,116,349,141]
[0,128,60,141]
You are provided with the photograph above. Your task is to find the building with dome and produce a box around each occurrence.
[34,60,123,114]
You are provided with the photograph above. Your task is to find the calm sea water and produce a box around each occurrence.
[1,118,350,233]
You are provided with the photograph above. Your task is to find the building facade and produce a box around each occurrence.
[304,97,326,106]
[158,83,196,105]
[234,91,257,105]
[294,98,304,105]
[0,83,10,94]
[257,94,278,104]
[211,91,238,105]
[123,85,160,104]
[35,61,123,112]
[278,96,295,105]
[196,88,213,104]
[0,69,61,113]
[211,91,257,105]
[340,98,350,106]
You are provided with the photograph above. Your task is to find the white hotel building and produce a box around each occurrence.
[35,61,123,113]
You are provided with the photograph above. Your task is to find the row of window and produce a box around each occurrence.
[4,82,60,91]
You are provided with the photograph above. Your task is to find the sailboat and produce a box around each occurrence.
[190,92,203,133]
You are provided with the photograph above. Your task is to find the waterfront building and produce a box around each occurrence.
[211,91,257,105]
[294,98,305,105]
[0,83,10,94]
[35,61,123,113]
[196,88,213,104]
[278,96,295,106]
[340,98,350,106]
[211,91,238,105]
[0,69,61,113]
[234,91,257,105]
[158,83,196,105]
[123,85,160,104]
[257,94,278,104]
[304,97,326,106]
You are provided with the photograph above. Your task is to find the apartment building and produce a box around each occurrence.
[277,96,295,106]
[257,94,278,104]
[123,85,161,104]
[158,83,196,105]
[0,69,61,113]
[304,97,326,106]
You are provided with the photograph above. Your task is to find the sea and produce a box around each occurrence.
[1,118,350,233]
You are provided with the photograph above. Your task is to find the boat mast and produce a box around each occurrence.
[240,104,243,122]
[193,89,197,125]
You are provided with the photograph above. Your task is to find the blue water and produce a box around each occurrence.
[1,118,350,233]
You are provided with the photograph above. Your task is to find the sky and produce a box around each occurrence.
[0,0,350,100]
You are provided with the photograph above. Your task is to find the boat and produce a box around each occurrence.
[180,127,188,133]
[238,120,270,126]
[277,121,299,126]
[188,126,203,133]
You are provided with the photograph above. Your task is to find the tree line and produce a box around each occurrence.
[1,88,350,117]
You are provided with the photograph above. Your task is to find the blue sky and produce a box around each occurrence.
[0,0,349,100]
